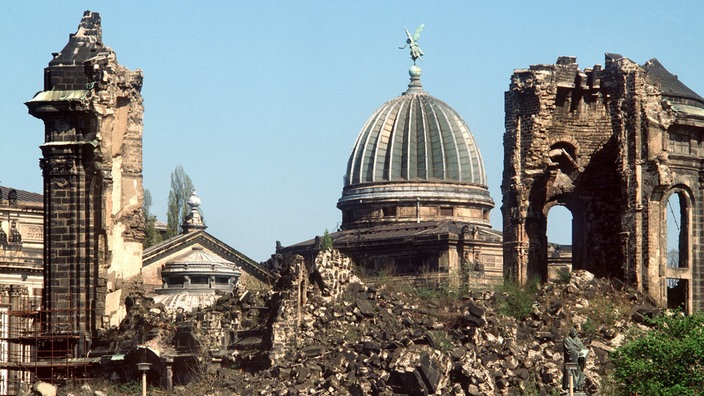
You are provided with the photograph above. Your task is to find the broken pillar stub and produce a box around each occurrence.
[26,10,144,354]
[46,11,105,90]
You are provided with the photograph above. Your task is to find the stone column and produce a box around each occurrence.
[26,11,144,355]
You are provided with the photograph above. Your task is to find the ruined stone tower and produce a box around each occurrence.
[26,11,144,354]
[503,54,704,312]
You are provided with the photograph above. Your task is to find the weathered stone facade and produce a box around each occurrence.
[503,54,704,311]
[26,11,144,352]
[0,187,43,393]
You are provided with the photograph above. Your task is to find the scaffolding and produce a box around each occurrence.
[0,294,93,395]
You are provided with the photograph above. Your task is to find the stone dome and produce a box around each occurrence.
[344,74,486,186]
[338,68,494,229]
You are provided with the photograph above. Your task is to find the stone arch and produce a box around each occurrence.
[659,185,693,312]
[544,196,586,273]
[548,141,580,175]
[548,136,581,162]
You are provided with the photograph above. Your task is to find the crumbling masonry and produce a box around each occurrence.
[26,11,144,356]
[503,54,704,312]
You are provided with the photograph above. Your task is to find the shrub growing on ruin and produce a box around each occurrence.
[611,312,704,396]
[494,279,539,320]
[320,228,333,251]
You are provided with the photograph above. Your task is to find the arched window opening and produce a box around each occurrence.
[546,205,573,279]
[666,192,687,270]
[666,191,688,311]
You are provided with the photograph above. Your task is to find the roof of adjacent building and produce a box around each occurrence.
[344,67,487,188]
[642,58,704,104]
[168,246,238,269]
[0,186,42,204]
[281,220,502,253]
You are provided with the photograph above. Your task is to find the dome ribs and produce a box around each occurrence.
[374,102,400,182]
[422,97,446,180]
[348,110,378,184]
[431,100,461,181]
[415,95,429,180]
[345,88,487,187]
[387,100,408,180]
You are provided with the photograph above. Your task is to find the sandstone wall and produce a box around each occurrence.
[26,11,144,346]
[503,54,704,311]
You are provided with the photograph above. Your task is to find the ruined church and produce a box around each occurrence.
[503,54,704,312]
[3,8,704,393]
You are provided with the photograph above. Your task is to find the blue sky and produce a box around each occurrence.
[1,1,702,261]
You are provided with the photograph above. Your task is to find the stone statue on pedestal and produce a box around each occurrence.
[563,328,589,394]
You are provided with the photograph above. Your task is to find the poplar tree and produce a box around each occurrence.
[142,189,162,247]
[165,165,194,238]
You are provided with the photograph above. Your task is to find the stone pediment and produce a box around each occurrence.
[143,230,273,288]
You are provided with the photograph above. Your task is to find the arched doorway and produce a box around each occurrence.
[546,205,573,280]
[665,190,689,311]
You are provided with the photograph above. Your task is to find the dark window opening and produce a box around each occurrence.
[440,207,453,216]
[168,276,184,287]
[382,206,397,217]
[667,278,688,312]
[668,130,691,155]
[8,190,17,206]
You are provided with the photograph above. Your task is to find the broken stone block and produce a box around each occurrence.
[418,353,442,393]
[355,297,376,317]
[388,370,429,396]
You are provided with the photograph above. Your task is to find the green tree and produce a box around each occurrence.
[320,229,333,251]
[142,188,162,248]
[165,165,194,238]
[611,312,704,395]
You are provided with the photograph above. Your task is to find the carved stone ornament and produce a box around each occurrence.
[46,156,77,177]
[0,284,29,296]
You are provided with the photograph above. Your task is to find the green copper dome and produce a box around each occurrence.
[338,70,494,230]
[344,73,487,187]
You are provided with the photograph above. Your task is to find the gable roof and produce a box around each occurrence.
[143,230,273,285]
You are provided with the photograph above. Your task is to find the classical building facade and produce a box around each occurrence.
[143,192,272,312]
[0,187,43,290]
[503,54,704,311]
[0,187,43,394]
[284,63,503,286]
[25,11,145,358]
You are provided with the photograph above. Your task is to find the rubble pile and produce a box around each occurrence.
[98,290,176,355]
[83,253,658,395]
[172,264,656,395]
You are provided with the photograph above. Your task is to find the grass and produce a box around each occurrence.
[494,278,540,320]
[428,330,454,353]
[574,290,631,338]
[556,267,571,283]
